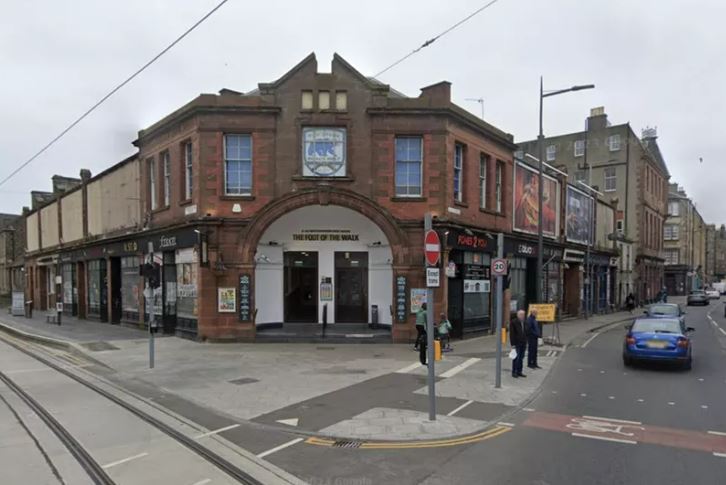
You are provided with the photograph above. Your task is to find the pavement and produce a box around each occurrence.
[0,307,632,445]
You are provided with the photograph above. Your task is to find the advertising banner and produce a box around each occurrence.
[513,162,558,238]
[565,185,594,245]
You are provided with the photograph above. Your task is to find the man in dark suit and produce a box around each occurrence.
[509,310,527,378]
[526,308,542,369]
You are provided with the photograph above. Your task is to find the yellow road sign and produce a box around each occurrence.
[528,303,556,322]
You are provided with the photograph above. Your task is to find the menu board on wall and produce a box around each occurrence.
[239,274,251,322]
[396,276,407,322]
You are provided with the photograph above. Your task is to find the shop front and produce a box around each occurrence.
[444,228,496,338]
[253,205,393,328]
[504,236,563,316]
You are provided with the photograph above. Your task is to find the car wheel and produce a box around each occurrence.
[684,358,692,371]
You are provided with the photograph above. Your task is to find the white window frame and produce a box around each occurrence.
[394,136,423,197]
[665,249,679,265]
[184,142,193,200]
[495,161,503,213]
[546,144,556,162]
[162,151,171,207]
[574,140,585,157]
[664,224,679,241]
[479,153,488,209]
[454,143,464,202]
[604,167,617,192]
[608,134,621,151]
[668,201,680,216]
[149,158,157,210]
[224,134,253,196]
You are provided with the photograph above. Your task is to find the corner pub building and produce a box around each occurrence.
[24,53,517,342]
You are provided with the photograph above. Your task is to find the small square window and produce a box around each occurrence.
[574,140,585,157]
[546,145,556,162]
[319,91,330,110]
[335,91,347,111]
[301,91,313,110]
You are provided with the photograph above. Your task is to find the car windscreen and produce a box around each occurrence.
[632,319,682,334]
[648,304,678,316]
[691,291,705,296]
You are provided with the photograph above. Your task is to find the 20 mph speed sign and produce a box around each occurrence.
[491,258,508,276]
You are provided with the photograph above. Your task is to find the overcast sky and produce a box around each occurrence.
[1,0,723,222]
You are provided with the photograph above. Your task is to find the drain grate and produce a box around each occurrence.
[228,377,259,385]
[333,440,362,448]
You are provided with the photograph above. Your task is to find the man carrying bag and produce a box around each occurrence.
[509,310,528,378]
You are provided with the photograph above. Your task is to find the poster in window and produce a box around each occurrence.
[410,288,427,313]
[565,185,594,245]
[218,287,236,313]
[513,162,559,238]
[464,279,491,293]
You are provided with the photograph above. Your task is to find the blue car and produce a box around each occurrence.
[623,317,694,370]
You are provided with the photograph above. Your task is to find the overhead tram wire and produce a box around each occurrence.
[373,0,502,78]
[0,0,231,188]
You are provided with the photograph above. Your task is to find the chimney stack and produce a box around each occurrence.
[586,106,608,131]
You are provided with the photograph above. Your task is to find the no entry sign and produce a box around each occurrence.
[424,230,441,266]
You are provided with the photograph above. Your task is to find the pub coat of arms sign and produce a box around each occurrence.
[302,127,347,177]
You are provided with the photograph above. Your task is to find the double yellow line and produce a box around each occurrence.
[306,424,512,449]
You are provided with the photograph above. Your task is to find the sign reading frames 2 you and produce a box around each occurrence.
[302,128,347,177]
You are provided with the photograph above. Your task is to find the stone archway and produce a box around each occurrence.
[239,187,409,266]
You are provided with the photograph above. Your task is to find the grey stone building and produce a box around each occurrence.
[518,107,670,306]
[0,213,24,298]
[664,184,706,295]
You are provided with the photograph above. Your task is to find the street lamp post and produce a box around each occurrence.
[536,78,594,303]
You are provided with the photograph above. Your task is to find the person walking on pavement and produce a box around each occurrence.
[414,303,427,352]
[626,293,635,313]
[509,310,528,378]
[526,308,542,369]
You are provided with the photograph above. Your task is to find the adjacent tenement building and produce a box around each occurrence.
[664,184,707,294]
[518,107,669,305]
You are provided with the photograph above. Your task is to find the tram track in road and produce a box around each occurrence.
[0,333,266,485]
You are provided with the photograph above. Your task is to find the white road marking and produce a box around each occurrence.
[608,396,615,400]
[257,438,304,459]
[571,433,637,445]
[580,393,587,397]
[668,402,675,406]
[440,358,481,378]
[191,479,212,485]
[447,400,474,417]
[552,390,558,394]
[102,452,149,469]
[708,430,726,436]
[276,418,299,427]
[194,424,239,439]
[523,408,535,412]
[600,370,606,374]
[581,333,600,348]
[582,415,642,425]
[637,399,645,403]
[701,405,709,409]
[395,362,423,374]
[577,368,583,372]
[720,328,726,336]
[497,422,515,427]
[714,452,726,458]
[4,368,52,375]
[698,378,704,382]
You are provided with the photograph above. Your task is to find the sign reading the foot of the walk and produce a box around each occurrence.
[302,127,347,177]
[292,229,359,242]
[239,274,251,322]
[528,303,556,322]
[396,276,407,322]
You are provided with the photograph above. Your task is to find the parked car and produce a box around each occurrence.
[687,290,709,306]
[623,317,694,370]
[644,303,686,330]
[705,288,721,299]
[713,282,726,295]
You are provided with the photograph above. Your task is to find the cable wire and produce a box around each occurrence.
[373,0,502,78]
[0,0,231,187]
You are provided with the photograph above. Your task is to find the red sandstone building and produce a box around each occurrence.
[23,53,521,342]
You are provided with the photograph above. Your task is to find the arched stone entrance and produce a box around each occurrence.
[241,189,407,328]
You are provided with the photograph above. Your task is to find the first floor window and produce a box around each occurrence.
[479,153,489,209]
[664,224,679,240]
[546,144,556,161]
[604,166,617,192]
[495,161,503,212]
[224,134,252,195]
[664,249,679,265]
[395,137,422,196]
[454,143,464,202]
